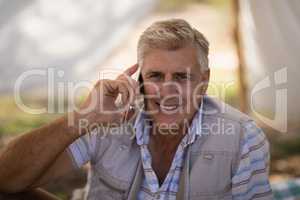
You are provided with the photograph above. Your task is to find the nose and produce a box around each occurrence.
[160,74,180,98]
[159,82,181,105]
[161,81,179,96]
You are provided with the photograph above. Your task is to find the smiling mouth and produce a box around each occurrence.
[155,102,179,111]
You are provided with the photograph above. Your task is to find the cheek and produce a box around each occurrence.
[143,83,160,99]
[180,84,194,104]
[143,84,160,111]
[144,86,156,95]
[180,83,202,111]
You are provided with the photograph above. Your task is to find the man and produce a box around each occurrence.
[0,19,272,199]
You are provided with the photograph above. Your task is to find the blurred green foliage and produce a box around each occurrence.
[269,134,300,160]
[0,96,61,136]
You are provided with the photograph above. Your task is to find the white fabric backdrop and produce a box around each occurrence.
[239,0,300,133]
[0,0,155,94]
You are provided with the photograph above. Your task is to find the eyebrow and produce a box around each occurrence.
[145,70,161,74]
[144,71,193,79]
[173,71,191,76]
[145,68,193,74]
[144,71,163,76]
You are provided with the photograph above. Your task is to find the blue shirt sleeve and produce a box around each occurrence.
[232,120,273,200]
[67,130,97,168]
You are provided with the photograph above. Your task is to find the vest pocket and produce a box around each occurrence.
[189,150,233,197]
[87,165,130,200]
[98,174,128,193]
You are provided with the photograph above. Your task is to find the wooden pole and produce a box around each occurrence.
[232,0,249,113]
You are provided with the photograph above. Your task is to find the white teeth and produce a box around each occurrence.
[160,105,178,111]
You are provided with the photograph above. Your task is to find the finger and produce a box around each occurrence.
[127,79,140,104]
[109,79,136,105]
[123,63,138,76]
[125,105,137,121]
[122,80,136,106]
[115,80,135,108]
[106,80,127,107]
[131,79,140,96]
[123,78,139,96]
[116,81,129,107]
[117,64,138,82]
[118,74,139,95]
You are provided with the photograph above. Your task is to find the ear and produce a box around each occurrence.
[200,68,210,95]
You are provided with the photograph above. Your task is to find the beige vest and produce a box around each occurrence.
[84,96,251,200]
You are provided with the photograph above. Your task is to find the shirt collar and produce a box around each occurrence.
[134,99,204,146]
[134,111,150,145]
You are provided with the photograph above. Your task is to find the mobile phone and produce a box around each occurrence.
[135,71,145,111]
[138,72,144,94]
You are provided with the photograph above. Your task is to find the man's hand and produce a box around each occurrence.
[74,64,139,134]
[0,64,139,193]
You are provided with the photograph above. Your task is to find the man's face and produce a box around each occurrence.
[140,44,210,129]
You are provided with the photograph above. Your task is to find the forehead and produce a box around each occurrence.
[141,45,200,74]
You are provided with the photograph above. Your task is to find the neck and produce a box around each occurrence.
[149,122,187,151]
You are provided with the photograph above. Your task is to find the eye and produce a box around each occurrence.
[174,73,191,81]
[146,72,163,81]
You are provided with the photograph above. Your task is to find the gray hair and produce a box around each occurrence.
[137,19,209,71]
